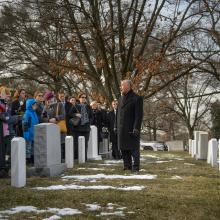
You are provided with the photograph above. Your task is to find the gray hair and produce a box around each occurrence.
[121,79,132,87]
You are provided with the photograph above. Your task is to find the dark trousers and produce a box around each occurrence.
[73,131,90,160]
[121,148,140,171]
[111,140,121,159]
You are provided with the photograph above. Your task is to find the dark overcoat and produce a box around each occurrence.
[107,109,117,143]
[117,90,143,150]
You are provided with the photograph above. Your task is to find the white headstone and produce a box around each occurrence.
[188,139,192,155]
[207,138,218,167]
[166,140,184,151]
[219,140,220,171]
[191,140,196,158]
[88,126,102,160]
[197,132,208,160]
[34,123,66,176]
[194,131,200,156]
[99,139,109,154]
[78,136,85,164]
[11,137,26,188]
[65,136,74,168]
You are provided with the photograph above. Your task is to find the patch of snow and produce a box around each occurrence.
[107,206,114,210]
[155,161,172,163]
[141,155,160,158]
[47,208,82,216]
[77,167,110,171]
[116,207,127,210]
[139,169,146,171]
[184,163,195,166]
[0,207,81,219]
[104,160,122,164]
[34,184,145,191]
[97,211,125,217]
[0,206,46,215]
[85,203,101,211]
[171,176,183,180]
[107,203,117,206]
[174,158,184,161]
[43,215,61,220]
[166,167,178,171]
[127,211,135,214]
[98,164,117,166]
[89,180,97,183]
[62,173,157,180]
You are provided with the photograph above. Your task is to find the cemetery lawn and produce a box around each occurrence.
[0,151,220,220]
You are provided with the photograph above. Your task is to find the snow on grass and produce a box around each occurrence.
[48,208,82,216]
[141,154,160,158]
[98,163,117,166]
[43,215,61,220]
[116,207,127,210]
[97,211,125,217]
[174,158,184,161]
[0,206,46,215]
[155,160,173,163]
[127,211,135,214]
[104,160,122,164]
[0,207,82,219]
[166,167,178,171]
[139,169,146,171]
[184,163,195,166]
[85,203,101,211]
[170,176,183,180]
[33,184,145,191]
[77,168,104,171]
[62,173,157,180]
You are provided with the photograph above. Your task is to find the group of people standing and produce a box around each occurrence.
[0,79,143,177]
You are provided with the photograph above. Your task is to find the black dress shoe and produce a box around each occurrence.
[123,167,132,171]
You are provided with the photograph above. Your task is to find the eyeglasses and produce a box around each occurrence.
[38,94,43,97]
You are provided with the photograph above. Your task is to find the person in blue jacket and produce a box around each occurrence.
[22,99,39,164]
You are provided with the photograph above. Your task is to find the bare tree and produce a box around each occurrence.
[163,73,214,139]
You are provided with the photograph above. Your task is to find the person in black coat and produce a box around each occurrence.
[90,101,104,153]
[65,96,77,135]
[11,89,26,137]
[68,93,92,160]
[117,80,143,172]
[107,100,121,159]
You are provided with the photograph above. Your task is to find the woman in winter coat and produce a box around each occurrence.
[22,99,39,164]
[11,89,26,137]
[68,93,92,160]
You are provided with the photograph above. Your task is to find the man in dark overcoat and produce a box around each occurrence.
[117,80,143,172]
[107,100,121,159]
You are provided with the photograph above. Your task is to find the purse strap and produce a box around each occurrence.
[56,102,60,118]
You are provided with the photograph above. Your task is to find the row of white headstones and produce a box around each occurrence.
[188,131,220,170]
[10,123,105,188]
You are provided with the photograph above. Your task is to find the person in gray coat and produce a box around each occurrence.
[117,80,143,172]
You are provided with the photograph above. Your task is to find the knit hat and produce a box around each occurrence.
[44,91,54,101]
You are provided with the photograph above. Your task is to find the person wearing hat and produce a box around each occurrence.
[41,91,57,123]
[22,99,39,164]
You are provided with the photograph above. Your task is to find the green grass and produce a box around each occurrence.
[0,151,220,220]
